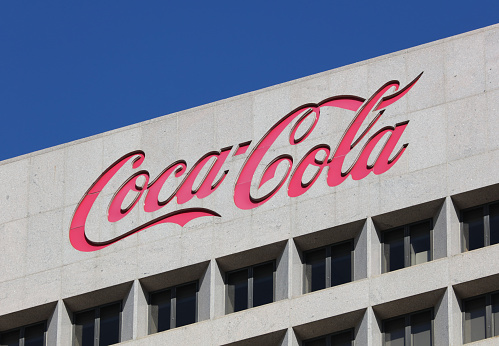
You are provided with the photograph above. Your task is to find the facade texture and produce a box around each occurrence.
[1,24,499,345]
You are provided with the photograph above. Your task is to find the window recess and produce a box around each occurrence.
[462,201,499,252]
[149,281,197,334]
[73,302,121,346]
[226,261,275,314]
[303,328,354,346]
[382,219,432,273]
[383,309,433,346]
[304,240,353,293]
[0,321,46,346]
[463,291,499,343]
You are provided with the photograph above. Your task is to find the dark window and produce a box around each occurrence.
[462,201,499,252]
[383,220,432,273]
[383,310,433,346]
[73,302,120,346]
[226,262,275,314]
[304,240,353,293]
[303,329,354,346]
[149,281,197,334]
[0,322,46,346]
[463,291,499,343]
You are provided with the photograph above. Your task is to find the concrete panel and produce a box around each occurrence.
[485,26,499,91]
[367,54,408,118]
[289,280,370,327]
[212,216,253,258]
[433,198,448,260]
[251,206,292,247]
[139,114,179,179]
[214,95,254,149]
[135,280,149,339]
[446,94,488,162]
[354,220,368,281]
[370,259,448,307]
[375,164,447,216]
[122,280,135,342]
[177,106,215,162]
[450,245,499,287]
[252,85,291,141]
[292,193,337,238]
[28,148,65,215]
[24,268,62,310]
[449,287,463,345]
[0,218,27,282]
[406,43,445,113]
[221,329,287,346]
[444,31,486,102]
[329,63,369,99]
[486,88,499,151]
[276,240,290,301]
[290,73,331,109]
[213,301,292,345]
[0,158,29,225]
[369,218,382,277]
[406,104,447,172]
[25,209,64,275]
[434,289,450,346]
[447,150,499,198]
[63,137,103,206]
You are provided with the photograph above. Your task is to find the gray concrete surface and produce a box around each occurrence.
[0,23,499,345]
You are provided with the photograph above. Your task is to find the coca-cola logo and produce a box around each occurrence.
[70,73,423,252]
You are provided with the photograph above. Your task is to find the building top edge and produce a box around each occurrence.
[2,22,498,167]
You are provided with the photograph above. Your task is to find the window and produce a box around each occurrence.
[73,302,120,346]
[303,329,354,346]
[0,322,46,346]
[382,220,432,273]
[383,310,433,346]
[463,291,499,343]
[304,240,353,293]
[149,281,197,334]
[226,261,274,314]
[462,201,499,252]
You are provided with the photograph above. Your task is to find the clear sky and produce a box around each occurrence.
[1,1,498,161]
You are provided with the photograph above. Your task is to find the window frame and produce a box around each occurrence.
[462,290,499,343]
[461,201,499,252]
[225,260,276,314]
[382,219,433,273]
[302,328,354,346]
[382,308,434,346]
[148,280,199,334]
[0,321,46,346]
[72,301,122,346]
[303,239,354,293]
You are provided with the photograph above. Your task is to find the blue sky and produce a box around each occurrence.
[1,1,498,161]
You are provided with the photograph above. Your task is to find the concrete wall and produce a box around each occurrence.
[0,23,499,345]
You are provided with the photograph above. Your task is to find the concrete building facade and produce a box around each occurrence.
[1,23,499,345]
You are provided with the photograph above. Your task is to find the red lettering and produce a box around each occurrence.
[176,147,232,204]
[288,145,331,197]
[327,73,422,186]
[108,171,150,222]
[234,96,365,210]
[69,73,423,252]
[69,151,146,251]
[144,161,187,212]
[69,151,221,252]
[349,122,408,180]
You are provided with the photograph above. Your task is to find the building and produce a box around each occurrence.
[0,23,498,346]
